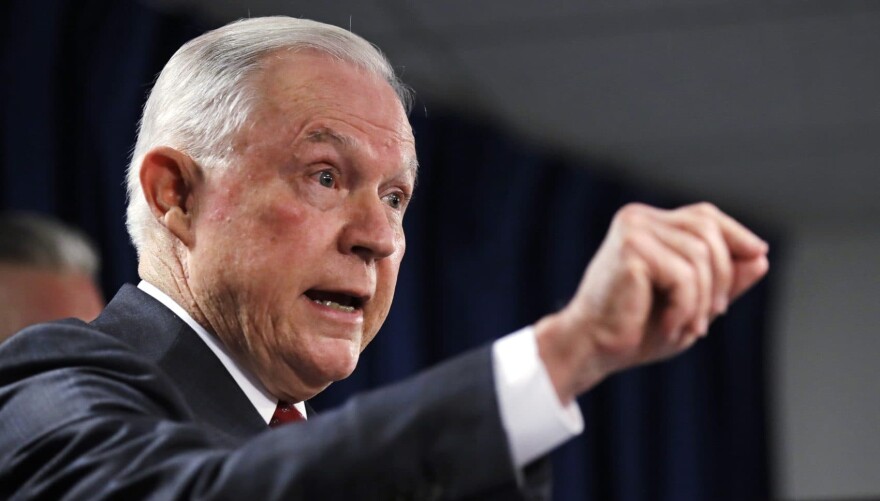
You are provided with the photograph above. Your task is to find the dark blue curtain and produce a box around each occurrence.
[1,0,201,293]
[1,2,773,499]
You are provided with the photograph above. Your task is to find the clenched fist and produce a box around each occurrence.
[535,203,769,404]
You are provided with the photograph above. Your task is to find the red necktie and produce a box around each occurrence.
[269,400,305,427]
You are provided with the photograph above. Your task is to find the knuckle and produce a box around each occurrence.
[618,226,648,255]
[694,201,720,215]
[689,238,710,260]
[694,218,718,238]
[616,203,649,227]
[621,254,646,279]
[676,261,697,284]
[619,229,639,250]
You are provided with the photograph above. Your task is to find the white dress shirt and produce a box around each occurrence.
[138,280,582,468]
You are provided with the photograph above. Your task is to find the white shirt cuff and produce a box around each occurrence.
[492,326,584,468]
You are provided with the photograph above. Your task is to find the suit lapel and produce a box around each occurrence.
[92,285,267,439]
[156,321,268,439]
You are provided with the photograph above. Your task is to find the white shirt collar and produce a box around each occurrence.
[137,280,307,421]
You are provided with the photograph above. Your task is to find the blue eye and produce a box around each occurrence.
[318,171,335,188]
[383,192,404,210]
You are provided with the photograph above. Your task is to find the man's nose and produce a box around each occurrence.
[339,193,397,262]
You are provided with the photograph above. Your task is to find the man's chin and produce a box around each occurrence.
[272,340,361,400]
[312,340,361,382]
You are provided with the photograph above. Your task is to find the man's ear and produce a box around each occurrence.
[139,146,202,248]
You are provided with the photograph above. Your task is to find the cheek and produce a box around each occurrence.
[257,199,336,257]
[199,178,241,224]
[360,251,405,351]
[260,197,308,230]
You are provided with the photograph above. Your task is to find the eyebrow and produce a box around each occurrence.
[305,128,356,148]
[304,127,420,178]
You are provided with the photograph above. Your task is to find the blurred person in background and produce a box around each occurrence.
[0,212,104,342]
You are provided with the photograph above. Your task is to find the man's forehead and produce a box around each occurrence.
[254,52,419,175]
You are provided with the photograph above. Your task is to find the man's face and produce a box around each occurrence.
[0,265,104,342]
[185,52,416,401]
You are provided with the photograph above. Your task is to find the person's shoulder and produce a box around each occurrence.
[0,317,169,397]
[1,317,134,364]
[0,317,202,480]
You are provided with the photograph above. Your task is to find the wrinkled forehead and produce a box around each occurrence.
[258,52,413,137]
[240,51,417,171]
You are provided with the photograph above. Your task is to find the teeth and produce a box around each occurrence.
[313,299,355,313]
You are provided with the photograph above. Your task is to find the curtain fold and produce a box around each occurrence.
[1,2,773,499]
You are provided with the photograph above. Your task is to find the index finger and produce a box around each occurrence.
[694,203,768,259]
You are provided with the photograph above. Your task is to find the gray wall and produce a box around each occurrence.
[773,227,880,499]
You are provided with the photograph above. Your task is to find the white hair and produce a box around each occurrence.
[125,16,413,255]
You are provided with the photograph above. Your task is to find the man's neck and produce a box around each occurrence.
[136,280,307,421]
[138,254,211,331]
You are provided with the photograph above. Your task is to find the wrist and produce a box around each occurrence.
[534,311,608,404]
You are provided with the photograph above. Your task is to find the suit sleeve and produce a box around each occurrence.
[0,322,546,500]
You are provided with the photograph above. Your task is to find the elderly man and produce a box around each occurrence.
[0,212,104,342]
[0,17,768,499]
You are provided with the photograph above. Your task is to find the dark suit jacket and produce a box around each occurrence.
[0,285,549,500]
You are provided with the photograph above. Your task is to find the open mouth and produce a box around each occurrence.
[304,289,365,313]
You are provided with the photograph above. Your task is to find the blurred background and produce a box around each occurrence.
[2,1,878,499]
